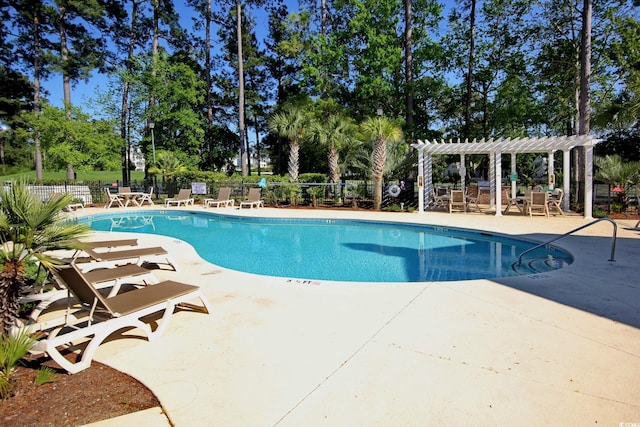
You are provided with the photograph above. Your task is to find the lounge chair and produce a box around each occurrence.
[204,187,234,208]
[165,189,194,207]
[75,245,177,271]
[31,262,212,374]
[77,238,139,249]
[137,186,154,206]
[49,192,85,211]
[20,259,152,326]
[548,189,564,216]
[82,263,158,297]
[526,191,549,217]
[104,188,124,208]
[448,189,467,213]
[239,188,264,209]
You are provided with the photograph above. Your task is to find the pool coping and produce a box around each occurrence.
[72,206,640,426]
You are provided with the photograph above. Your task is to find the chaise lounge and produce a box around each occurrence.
[239,188,264,209]
[204,187,235,208]
[75,245,177,271]
[30,262,212,374]
[165,189,194,207]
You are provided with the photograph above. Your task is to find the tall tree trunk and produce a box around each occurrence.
[33,3,43,180]
[575,0,592,206]
[373,137,387,210]
[579,0,592,136]
[464,0,477,140]
[58,5,72,115]
[253,113,261,175]
[121,0,138,186]
[205,0,213,170]
[321,0,327,36]
[237,0,248,177]
[146,0,159,179]
[404,0,414,142]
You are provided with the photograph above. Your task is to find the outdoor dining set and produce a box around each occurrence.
[104,186,155,208]
[430,186,564,217]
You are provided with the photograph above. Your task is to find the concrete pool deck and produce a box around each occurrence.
[71,206,640,427]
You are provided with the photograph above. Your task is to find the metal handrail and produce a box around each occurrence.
[517,218,617,266]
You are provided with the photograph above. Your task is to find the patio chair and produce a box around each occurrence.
[239,188,264,209]
[429,189,449,210]
[137,186,154,206]
[465,187,482,212]
[548,189,564,216]
[204,187,235,208]
[104,188,124,209]
[448,189,467,213]
[503,189,525,215]
[31,262,212,374]
[165,188,194,207]
[526,191,549,217]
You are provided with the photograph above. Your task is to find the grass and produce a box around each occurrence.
[1,170,145,182]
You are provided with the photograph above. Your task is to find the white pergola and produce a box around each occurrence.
[411,135,602,219]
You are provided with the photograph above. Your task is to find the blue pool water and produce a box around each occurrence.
[80,211,572,282]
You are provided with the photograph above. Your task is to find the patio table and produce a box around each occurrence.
[118,192,144,208]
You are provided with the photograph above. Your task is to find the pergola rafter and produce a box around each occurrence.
[411,135,602,218]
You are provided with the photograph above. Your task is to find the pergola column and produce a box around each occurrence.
[585,146,594,219]
[563,149,571,212]
[548,151,555,189]
[494,150,502,216]
[510,153,517,198]
[460,154,466,193]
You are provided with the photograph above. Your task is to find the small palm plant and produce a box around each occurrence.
[0,328,35,398]
[595,155,640,212]
[0,181,90,335]
[148,151,188,197]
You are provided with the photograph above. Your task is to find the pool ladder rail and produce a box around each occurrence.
[513,218,618,273]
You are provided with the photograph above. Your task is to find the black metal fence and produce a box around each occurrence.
[11,179,636,213]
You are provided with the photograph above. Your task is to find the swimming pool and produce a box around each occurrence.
[81,211,572,282]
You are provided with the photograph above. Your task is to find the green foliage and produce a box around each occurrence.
[150,53,206,160]
[298,173,326,183]
[35,366,58,386]
[383,203,404,212]
[15,104,122,172]
[305,185,325,207]
[0,181,90,333]
[593,206,608,218]
[148,151,188,181]
[278,182,303,206]
[0,329,35,398]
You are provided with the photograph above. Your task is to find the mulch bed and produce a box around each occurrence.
[0,353,160,427]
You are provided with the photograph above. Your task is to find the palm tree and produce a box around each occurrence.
[594,155,640,211]
[360,116,403,210]
[0,181,90,335]
[313,114,356,185]
[268,106,310,182]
